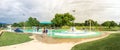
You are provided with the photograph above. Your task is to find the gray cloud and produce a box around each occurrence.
[0,0,120,24]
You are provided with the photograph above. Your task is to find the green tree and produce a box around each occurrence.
[118,22,120,27]
[12,23,19,27]
[51,13,75,27]
[101,21,117,28]
[26,17,40,27]
[84,19,99,26]
[74,23,84,26]
[12,17,40,27]
[18,22,24,27]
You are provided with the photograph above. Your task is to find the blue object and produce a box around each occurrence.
[14,28,23,32]
[46,29,48,33]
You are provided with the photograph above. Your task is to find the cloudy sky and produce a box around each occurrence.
[0,0,120,24]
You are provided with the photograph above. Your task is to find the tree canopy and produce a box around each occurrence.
[84,19,99,26]
[26,17,40,26]
[51,13,75,27]
[12,15,119,28]
[101,21,117,28]
[12,17,40,27]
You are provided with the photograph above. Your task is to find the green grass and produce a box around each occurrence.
[0,32,32,47]
[61,26,120,31]
[71,33,120,50]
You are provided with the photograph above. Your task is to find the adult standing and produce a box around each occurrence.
[36,26,39,32]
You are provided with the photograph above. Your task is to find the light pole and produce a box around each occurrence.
[72,10,75,27]
[89,19,91,32]
[23,14,26,30]
[24,21,25,30]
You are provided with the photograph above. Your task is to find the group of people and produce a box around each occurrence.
[33,26,48,34]
[42,27,48,34]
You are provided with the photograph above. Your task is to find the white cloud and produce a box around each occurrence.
[0,0,120,24]
[57,0,120,24]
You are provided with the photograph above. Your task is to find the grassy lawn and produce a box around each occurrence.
[71,33,120,50]
[61,26,120,31]
[0,32,32,47]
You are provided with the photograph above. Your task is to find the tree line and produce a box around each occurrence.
[74,20,118,28]
[12,17,39,27]
[12,13,120,28]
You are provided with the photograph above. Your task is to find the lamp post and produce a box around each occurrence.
[24,22,25,30]
[72,10,75,27]
[89,19,91,32]
[23,14,26,30]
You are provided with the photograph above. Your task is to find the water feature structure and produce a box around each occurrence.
[49,27,101,38]
[7,25,12,32]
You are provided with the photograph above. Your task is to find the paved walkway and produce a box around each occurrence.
[0,31,118,50]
